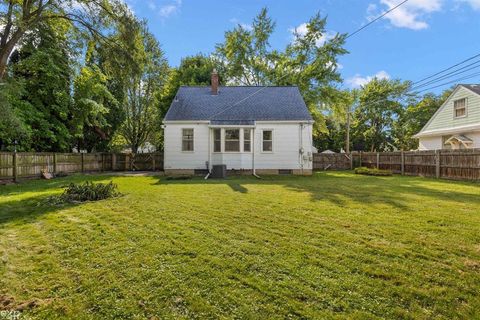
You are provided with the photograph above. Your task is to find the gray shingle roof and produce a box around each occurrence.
[460,84,480,95]
[164,86,313,121]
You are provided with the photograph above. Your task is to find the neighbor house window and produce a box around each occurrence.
[262,130,273,152]
[244,129,251,152]
[213,129,221,152]
[225,129,240,152]
[182,128,194,151]
[454,98,466,118]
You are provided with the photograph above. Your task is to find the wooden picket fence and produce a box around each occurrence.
[1,150,479,182]
[313,149,480,180]
[0,152,163,182]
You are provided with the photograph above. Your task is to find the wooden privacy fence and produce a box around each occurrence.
[313,149,480,180]
[0,152,164,181]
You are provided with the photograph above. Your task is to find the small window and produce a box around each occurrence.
[454,98,466,118]
[243,129,251,152]
[182,129,194,151]
[213,129,221,152]
[225,129,240,152]
[262,130,273,152]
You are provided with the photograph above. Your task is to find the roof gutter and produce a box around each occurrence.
[414,123,480,138]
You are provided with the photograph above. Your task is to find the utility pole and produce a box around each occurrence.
[345,109,351,154]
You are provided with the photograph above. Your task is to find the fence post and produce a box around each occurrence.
[359,151,362,167]
[349,153,353,170]
[101,153,105,172]
[376,152,380,169]
[53,152,57,175]
[152,154,156,171]
[12,152,17,183]
[81,153,85,173]
[435,150,441,179]
[401,151,405,176]
[111,153,116,171]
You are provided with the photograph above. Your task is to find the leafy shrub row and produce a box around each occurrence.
[354,167,393,176]
[54,181,121,203]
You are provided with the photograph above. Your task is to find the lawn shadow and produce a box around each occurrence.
[0,174,115,196]
[0,174,119,226]
[153,172,480,210]
[0,194,80,226]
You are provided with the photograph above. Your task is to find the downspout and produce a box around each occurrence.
[299,123,304,175]
[252,127,261,179]
[204,127,211,180]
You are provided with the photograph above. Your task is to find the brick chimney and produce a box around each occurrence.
[211,68,219,95]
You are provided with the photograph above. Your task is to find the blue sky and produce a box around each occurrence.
[126,0,480,92]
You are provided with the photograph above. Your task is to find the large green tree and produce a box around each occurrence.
[0,0,126,80]
[352,78,411,152]
[100,17,168,153]
[8,20,74,151]
[393,89,451,150]
[215,8,347,138]
[72,64,117,152]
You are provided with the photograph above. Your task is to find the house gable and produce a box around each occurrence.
[416,85,480,136]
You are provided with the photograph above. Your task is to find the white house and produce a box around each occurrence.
[162,70,314,176]
[414,84,480,150]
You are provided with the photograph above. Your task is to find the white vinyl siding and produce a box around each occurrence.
[164,122,313,171]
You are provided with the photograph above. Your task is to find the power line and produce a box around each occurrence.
[209,0,410,119]
[412,53,480,87]
[345,0,409,40]
[410,59,480,91]
[416,70,480,93]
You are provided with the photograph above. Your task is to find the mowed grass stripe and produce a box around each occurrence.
[0,172,479,319]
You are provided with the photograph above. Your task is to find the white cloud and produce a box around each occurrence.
[457,0,480,10]
[346,70,391,88]
[157,0,182,18]
[229,18,253,31]
[369,0,442,30]
[289,23,336,47]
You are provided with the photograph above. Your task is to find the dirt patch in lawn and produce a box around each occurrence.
[0,294,52,311]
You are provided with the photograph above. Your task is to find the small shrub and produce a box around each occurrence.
[51,181,121,204]
[355,167,393,176]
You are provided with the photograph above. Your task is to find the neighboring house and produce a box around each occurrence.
[163,70,314,176]
[414,84,480,150]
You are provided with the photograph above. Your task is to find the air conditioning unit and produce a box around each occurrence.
[211,164,227,179]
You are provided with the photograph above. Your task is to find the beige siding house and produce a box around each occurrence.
[414,84,480,150]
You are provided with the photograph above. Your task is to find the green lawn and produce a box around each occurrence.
[1,172,479,319]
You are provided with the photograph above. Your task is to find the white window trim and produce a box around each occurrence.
[181,128,194,153]
[261,129,274,153]
[243,128,252,153]
[212,128,253,154]
[223,128,241,153]
[453,97,468,119]
[213,128,222,153]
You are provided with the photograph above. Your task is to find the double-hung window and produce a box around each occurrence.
[182,129,194,152]
[224,129,240,152]
[262,130,273,152]
[243,129,251,152]
[213,129,221,152]
[454,98,467,118]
